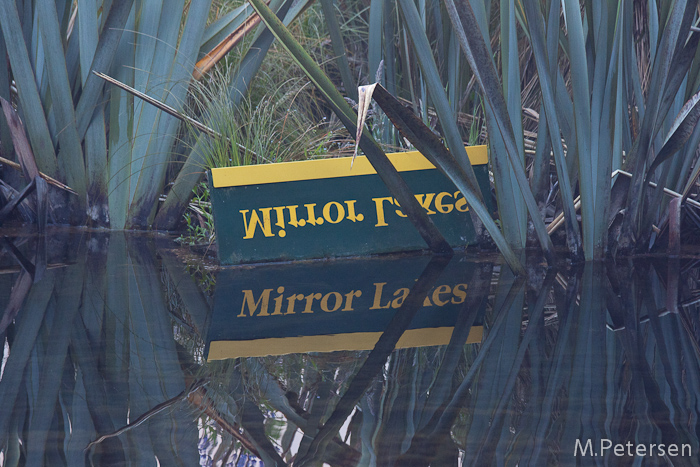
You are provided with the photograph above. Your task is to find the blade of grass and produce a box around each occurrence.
[561,0,597,257]
[398,0,484,202]
[498,0,527,247]
[127,0,212,227]
[74,0,135,139]
[229,0,294,106]
[36,0,87,213]
[106,8,136,229]
[320,0,357,101]
[0,0,57,176]
[523,0,582,258]
[77,0,99,86]
[368,0,384,86]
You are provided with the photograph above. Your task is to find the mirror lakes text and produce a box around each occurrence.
[237,281,469,317]
[238,191,470,239]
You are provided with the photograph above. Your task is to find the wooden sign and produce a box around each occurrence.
[209,146,490,264]
[206,254,486,360]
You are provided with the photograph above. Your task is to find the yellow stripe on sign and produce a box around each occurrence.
[207,326,483,360]
[211,145,488,188]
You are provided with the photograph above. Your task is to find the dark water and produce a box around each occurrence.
[1,231,699,466]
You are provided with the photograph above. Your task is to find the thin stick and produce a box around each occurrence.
[0,156,77,194]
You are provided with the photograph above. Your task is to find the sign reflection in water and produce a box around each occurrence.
[1,232,700,466]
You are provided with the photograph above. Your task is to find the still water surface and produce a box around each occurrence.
[0,231,699,466]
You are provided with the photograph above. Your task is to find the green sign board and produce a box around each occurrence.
[209,146,489,264]
[206,254,486,360]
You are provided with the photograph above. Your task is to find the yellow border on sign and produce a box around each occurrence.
[211,145,488,188]
[207,326,483,360]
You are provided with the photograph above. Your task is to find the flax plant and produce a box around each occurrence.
[245,0,700,265]
[3,0,700,265]
[0,0,311,229]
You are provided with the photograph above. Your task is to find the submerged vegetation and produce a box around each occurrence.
[0,0,700,270]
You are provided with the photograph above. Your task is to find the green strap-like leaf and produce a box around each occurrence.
[37,0,87,208]
[229,0,293,106]
[74,0,135,139]
[398,0,484,201]
[368,0,384,84]
[77,0,100,86]
[0,27,14,160]
[320,0,357,101]
[0,0,57,176]
[127,0,211,227]
[561,0,595,255]
[492,0,527,248]
[523,0,582,259]
[107,8,136,230]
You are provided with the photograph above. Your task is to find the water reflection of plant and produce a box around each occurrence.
[192,258,700,466]
[2,236,700,466]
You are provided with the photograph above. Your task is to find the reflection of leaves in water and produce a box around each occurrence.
[3,237,700,466]
[162,256,700,465]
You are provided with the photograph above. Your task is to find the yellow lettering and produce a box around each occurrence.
[372,197,394,226]
[287,205,301,227]
[454,191,469,212]
[240,208,274,239]
[391,288,410,308]
[393,198,407,217]
[321,292,343,312]
[415,193,436,214]
[435,192,454,214]
[343,290,362,311]
[370,282,392,309]
[451,283,468,304]
[273,206,286,237]
[344,200,365,222]
[286,294,305,315]
[304,204,324,226]
[271,286,285,315]
[322,201,345,224]
[238,289,272,317]
[432,285,452,306]
[303,293,322,313]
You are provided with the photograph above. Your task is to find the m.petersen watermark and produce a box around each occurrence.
[575,439,692,458]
